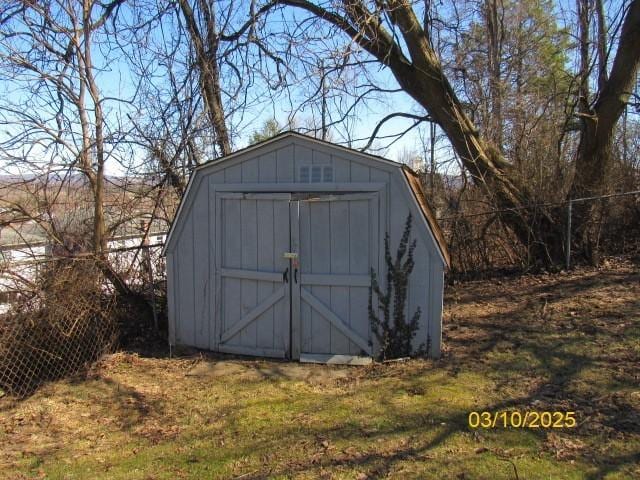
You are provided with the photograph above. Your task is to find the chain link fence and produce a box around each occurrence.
[432,184,640,276]
[0,258,116,398]
[1,186,637,397]
[0,242,166,398]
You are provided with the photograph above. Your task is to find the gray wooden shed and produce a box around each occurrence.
[163,133,449,361]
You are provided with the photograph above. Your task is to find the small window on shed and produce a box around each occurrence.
[323,166,333,182]
[299,165,310,183]
[311,165,322,183]
[298,165,333,183]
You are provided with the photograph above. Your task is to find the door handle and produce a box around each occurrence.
[294,268,298,284]
[283,267,289,284]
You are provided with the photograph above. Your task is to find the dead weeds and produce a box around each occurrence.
[444,259,640,458]
[0,260,638,479]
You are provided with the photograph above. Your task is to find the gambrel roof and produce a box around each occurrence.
[163,132,449,267]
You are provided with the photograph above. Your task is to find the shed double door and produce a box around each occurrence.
[217,192,378,359]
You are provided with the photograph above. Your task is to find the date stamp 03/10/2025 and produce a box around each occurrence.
[468,411,577,429]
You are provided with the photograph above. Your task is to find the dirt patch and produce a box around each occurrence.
[444,258,640,442]
[185,359,354,384]
[185,361,248,378]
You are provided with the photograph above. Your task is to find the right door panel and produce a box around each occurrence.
[295,193,379,357]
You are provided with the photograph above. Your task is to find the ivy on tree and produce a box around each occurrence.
[368,213,422,360]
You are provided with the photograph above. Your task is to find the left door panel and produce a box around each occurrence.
[217,193,291,358]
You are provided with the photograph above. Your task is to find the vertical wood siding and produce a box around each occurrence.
[276,144,294,181]
[167,137,445,358]
[218,195,290,354]
[175,212,195,346]
[208,170,224,349]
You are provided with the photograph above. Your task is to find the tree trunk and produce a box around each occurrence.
[178,0,232,157]
[83,0,108,257]
[348,0,563,263]
[277,0,640,266]
[78,0,134,297]
[570,0,640,262]
[485,0,503,148]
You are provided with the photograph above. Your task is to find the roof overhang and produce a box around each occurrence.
[163,132,450,267]
[401,166,450,268]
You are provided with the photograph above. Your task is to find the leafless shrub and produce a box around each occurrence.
[0,258,117,398]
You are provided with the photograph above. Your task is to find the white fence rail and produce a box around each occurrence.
[0,233,167,314]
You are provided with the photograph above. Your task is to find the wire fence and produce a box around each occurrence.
[563,190,640,268]
[434,189,640,275]
[0,259,116,398]
[0,243,166,398]
[0,189,638,397]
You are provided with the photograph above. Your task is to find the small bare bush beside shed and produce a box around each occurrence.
[0,259,117,398]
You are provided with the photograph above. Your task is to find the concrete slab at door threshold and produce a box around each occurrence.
[299,353,373,365]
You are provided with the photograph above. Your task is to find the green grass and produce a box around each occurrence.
[1,263,639,479]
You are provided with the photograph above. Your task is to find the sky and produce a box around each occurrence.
[0,0,452,178]
[0,0,635,178]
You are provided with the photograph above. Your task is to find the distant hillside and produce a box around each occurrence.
[0,173,162,187]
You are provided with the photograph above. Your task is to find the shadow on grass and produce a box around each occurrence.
[206,269,639,478]
[223,372,638,479]
[3,267,638,479]
[449,268,638,306]
[154,269,639,479]
[142,268,637,478]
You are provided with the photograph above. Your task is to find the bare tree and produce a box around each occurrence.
[122,0,291,180]
[261,0,640,265]
[569,0,640,259]
[177,0,232,156]
[0,0,139,294]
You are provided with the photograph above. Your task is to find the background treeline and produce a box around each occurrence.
[0,0,638,286]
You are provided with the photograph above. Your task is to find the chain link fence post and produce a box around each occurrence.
[565,199,573,270]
